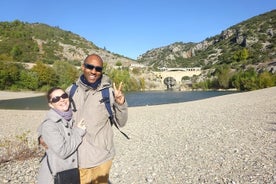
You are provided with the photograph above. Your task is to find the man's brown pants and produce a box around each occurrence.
[79,160,112,184]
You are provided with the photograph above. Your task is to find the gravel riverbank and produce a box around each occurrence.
[0,87,275,183]
[0,91,45,100]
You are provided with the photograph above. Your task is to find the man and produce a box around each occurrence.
[67,54,128,184]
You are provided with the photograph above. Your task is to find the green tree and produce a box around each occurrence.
[233,48,249,62]
[216,65,232,89]
[115,61,122,67]
[131,68,141,75]
[139,78,146,91]
[105,68,141,91]
[232,68,258,91]
[19,70,39,90]
[52,61,79,88]
[126,78,139,91]
[0,61,23,89]
[110,69,130,87]
[258,71,274,88]
[10,46,22,61]
[182,76,190,81]
[31,61,58,89]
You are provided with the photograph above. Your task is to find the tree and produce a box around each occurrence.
[0,61,23,89]
[52,61,79,88]
[10,46,22,61]
[31,61,58,89]
[258,71,274,88]
[19,70,39,90]
[139,78,146,91]
[115,61,122,67]
[232,68,258,91]
[216,65,232,89]
[233,48,249,62]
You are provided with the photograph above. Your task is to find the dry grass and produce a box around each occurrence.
[0,131,44,163]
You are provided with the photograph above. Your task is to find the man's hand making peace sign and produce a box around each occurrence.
[113,82,125,105]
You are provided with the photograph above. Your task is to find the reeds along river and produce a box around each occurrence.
[0,90,238,110]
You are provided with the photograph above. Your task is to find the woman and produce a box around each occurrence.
[37,87,86,184]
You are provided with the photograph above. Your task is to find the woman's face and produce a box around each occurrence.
[49,89,70,112]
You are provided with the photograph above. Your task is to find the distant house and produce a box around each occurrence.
[129,63,146,70]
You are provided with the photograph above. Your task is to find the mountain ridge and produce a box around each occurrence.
[1,10,275,70]
[0,10,275,91]
[137,10,275,70]
[0,21,136,67]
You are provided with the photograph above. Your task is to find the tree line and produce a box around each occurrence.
[1,60,275,92]
[0,61,146,92]
[192,65,276,91]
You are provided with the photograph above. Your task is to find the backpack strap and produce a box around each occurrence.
[46,153,53,175]
[69,83,129,139]
[101,87,113,119]
[69,83,78,112]
[101,87,130,139]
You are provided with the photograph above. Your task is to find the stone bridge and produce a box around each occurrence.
[153,67,202,84]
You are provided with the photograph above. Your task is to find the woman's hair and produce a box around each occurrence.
[47,87,63,102]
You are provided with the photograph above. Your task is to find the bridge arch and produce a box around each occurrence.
[163,77,176,89]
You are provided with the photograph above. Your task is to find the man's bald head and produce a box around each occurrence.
[84,54,103,65]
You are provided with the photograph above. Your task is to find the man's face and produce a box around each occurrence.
[81,56,103,84]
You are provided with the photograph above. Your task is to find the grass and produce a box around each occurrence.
[0,131,44,164]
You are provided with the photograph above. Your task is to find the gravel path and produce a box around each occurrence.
[0,87,276,183]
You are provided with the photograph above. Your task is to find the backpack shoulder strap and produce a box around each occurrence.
[69,83,78,112]
[101,87,130,139]
[101,87,113,118]
[69,83,78,98]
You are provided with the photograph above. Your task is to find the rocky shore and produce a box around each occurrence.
[0,87,276,183]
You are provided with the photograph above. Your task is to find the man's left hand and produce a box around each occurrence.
[113,82,125,105]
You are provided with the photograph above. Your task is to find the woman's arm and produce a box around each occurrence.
[41,121,84,159]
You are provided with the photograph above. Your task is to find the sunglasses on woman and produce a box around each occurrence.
[50,93,69,103]
[84,63,103,72]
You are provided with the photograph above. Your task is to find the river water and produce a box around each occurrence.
[0,90,237,110]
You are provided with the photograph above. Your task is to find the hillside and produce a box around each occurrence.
[0,10,275,91]
[1,10,275,70]
[137,10,276,71]
[0,20,135,67]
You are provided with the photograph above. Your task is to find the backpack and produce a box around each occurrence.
[69,83,129,139]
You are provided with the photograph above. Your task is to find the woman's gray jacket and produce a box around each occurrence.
[66,74,128,168]
[36,109,86,184]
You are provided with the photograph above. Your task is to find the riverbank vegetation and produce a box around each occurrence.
[192,64,276,91]
[1,59,276,92]
[0,60,147,92]
[0,11,275,92]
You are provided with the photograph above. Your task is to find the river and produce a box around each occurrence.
[0,90,237,110]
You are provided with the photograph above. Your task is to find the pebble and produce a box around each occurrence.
[1,87,276,183]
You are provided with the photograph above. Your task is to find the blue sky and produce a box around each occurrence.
[1,0,275,59]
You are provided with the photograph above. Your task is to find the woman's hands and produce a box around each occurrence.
[76,119,86,130]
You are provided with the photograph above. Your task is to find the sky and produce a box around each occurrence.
[1,1,275,60]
